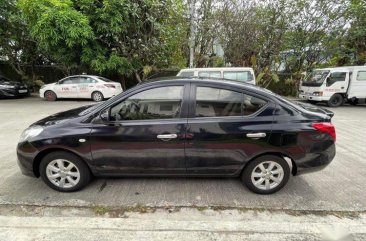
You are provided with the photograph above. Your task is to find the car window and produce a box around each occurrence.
[198,71,221,78]
[110,86,184,121]
[195,86,268,117]
[243,95,267,115]
[79,77,96,84]
[195,87,242,117]
[357,71,366,81]
[60,77,80,85]
[223,71,252,82]
[179,71,194,77]
[329,72,346,82]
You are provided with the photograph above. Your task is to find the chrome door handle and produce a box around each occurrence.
[157,134,177,141]
[246,133,266,138]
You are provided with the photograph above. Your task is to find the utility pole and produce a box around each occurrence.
[189,0,196,68]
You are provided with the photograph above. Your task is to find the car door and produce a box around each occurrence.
[55,77,80,98]
[78,76,96,99]
[89,84,189,175]
[324,71,349,95]
[185,83,274,175]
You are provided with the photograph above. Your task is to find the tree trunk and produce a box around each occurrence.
[135,71,142,83]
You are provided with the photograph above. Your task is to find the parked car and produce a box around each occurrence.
[177,67,256,85]
[0,76,30,98]
[17,77,336,194]
[299,66,366,107]
[40,75,123,102]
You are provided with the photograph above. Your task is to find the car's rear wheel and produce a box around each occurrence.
[242,155,290,194]
[44,90,57,101]
[92,91,104,102]
[348,98,358,106]
[327,94,344,107]
[40,151,91,192]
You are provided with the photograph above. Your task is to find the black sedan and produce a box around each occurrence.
[0,76,30,98]
[17,77,336,194]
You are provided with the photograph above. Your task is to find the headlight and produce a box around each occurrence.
[19,125,44,142]
[312,92,323,96]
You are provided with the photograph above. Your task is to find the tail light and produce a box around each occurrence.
[312,123,336,141]
[104,84,116,88]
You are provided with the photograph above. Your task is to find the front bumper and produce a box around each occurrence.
[0,88,29,97]
[295,143,336,175]
[299,94,326,102]
[17,141,39,177]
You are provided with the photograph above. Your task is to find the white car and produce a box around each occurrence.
[40,75,123,102]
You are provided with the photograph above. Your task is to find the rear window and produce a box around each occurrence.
[198,71,221,78]
[223,71,252,82]
[195,86,267,117]
[179,71,194,77]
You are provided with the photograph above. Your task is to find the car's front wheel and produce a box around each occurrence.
[242,155,290,194]
[92,91,104,102]
[327,94,344,107]
[40,151,91,192]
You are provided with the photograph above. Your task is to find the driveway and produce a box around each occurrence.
[0,96,365,212]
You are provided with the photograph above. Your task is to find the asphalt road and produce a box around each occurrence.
[0,96,365,212]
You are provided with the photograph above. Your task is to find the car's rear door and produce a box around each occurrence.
[185,83,275,175]
[89,83,189,175]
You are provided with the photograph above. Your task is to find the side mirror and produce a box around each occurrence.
[100,108,110,122]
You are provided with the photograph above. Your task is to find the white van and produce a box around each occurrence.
[177,67,256,85]
[299,66,366,107]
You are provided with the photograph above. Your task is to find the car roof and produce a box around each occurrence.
[179,67,254,72]
[143,76,274,98]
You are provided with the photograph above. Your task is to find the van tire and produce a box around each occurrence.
[327,94,343,107]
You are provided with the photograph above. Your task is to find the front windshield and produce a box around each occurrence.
[304,70,329,84]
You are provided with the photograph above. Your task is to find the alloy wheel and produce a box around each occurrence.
[251,161,284,190]
[46,159,80,188]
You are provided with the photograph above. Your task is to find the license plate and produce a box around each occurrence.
[305,92,311,95]
[18,89,28,93]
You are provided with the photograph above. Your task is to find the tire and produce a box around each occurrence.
[327,94,344,107]
[241,155,290,194]
[44,90,57,101]
[40,151,91,192]
[348,98,358,106]
[92,91,104,102]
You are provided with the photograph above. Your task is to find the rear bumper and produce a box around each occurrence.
[295,143,336,175]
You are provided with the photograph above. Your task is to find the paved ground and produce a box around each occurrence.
[0,96,365,212]
[1,206,365,241]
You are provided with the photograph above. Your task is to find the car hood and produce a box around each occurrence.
[294,101,334,118]
[32,105,94,126]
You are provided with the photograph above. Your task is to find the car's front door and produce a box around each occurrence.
[89,84,189,175]
[185,84,274,175]
[55,77,80,98]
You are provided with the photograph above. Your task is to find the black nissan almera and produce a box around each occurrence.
[17,78,336,194]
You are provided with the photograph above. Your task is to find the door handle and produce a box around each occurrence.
[157,134,177,141]
[246,133,266,138]
[72,86,77,88]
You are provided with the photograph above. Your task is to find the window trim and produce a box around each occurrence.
[189,83,270,120]
[106,84,189,123]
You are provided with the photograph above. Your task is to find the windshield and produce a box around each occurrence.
[303,70,329,86]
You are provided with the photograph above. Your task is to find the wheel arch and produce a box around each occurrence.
[33,148,93,177]
[241,152,297,176]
